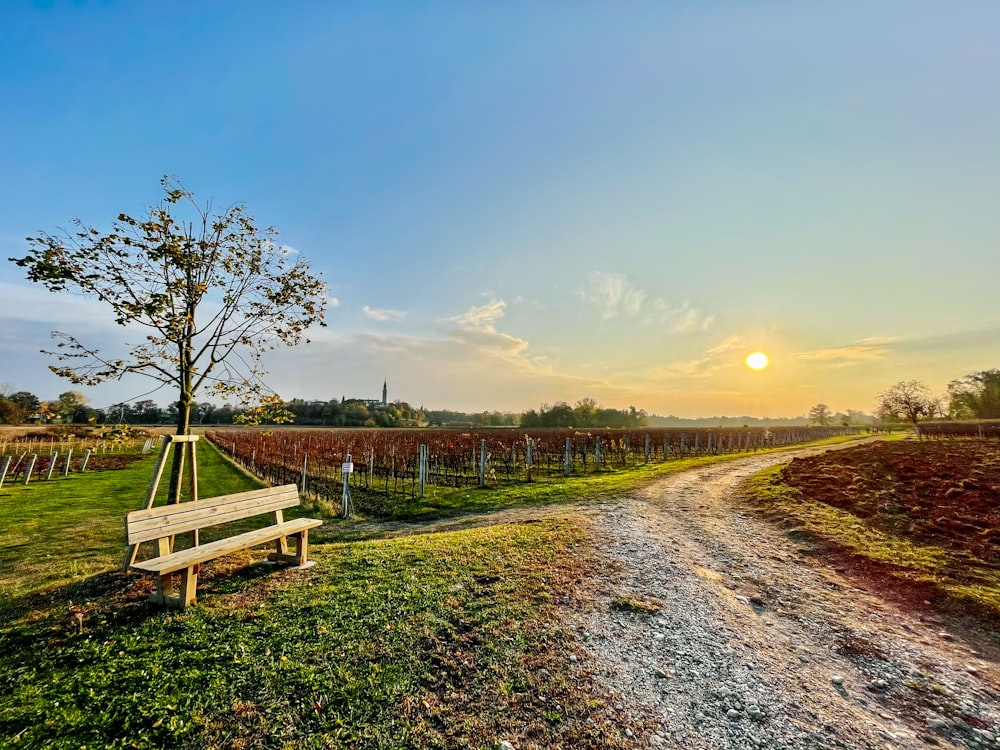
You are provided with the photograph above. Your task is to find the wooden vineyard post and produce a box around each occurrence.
[478,440,487,488]
[300,455,308,494]
[341,454,354,518]
[525,438,533,483]
[23,455,37,485]
[81,449,92,472]
[564,438,572,476]
[0,456,10,490]
[595,436,602,472]
[644,434,651,464]
[63,449,74,476]
[418,444,427,498]
[46,454,58,481]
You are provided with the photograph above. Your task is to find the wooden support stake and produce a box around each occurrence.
[126,434,201,569]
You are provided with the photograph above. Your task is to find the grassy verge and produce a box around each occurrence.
[0,517,635,750]
[742,464,1000,621]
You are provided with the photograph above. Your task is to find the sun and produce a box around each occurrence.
[745,351,769,371]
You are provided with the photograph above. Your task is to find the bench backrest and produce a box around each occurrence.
[126,484,301,545]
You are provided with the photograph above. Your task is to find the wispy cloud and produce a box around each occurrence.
[667,302,716,334]
[581,271,713,333]
[641,334,749,381]
[362,305,407,323]
[855,336,900,346]
[798,341,893,363]
[580,272,646,319]
[278,244,300,256]
[707,335,747,356]
[326,296,340,308]
[449,299,506,331]
[445,299,535,359]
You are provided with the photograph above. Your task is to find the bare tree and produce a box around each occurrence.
[808,403,831,426]
[876,380,939,436]
[10,177,327,501]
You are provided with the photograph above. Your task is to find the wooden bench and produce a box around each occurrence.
[125,484,322,608]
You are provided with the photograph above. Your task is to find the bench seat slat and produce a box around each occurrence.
[130,517,322,575]
[126,485,300,544]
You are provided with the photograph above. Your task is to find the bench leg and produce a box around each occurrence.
[177,565,198,608]
[147,566,199,608]
[266,532,315,569]
[275,535,289,557]
[149,574,169,606]
[294,531,310,567]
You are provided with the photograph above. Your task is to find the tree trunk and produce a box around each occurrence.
[167,398,192,504]
[168,332,195,505]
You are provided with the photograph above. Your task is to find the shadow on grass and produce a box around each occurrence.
[0,553,299,638]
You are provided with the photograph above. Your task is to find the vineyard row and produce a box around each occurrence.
[207,426,861,515]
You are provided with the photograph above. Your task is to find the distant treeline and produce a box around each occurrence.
[647,410,875,428]
[425,400,648,429]
[521,399,647,429]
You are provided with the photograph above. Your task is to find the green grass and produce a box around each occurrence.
[0,518,630,750]
[0,440,263,601]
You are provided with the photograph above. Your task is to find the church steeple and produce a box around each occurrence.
[382,379,387,406]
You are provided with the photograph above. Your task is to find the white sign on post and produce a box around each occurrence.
[342,462,354,474]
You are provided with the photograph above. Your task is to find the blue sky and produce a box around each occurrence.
[2,1,998,417]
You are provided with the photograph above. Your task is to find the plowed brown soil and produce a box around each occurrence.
[777,440,1000,566]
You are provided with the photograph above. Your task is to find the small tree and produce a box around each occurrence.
[808,403,831,426]
[55,390,88,420]
[7,391,41,415]
[10,177,326,502]
[876,380,939,436]
[0,398,25,424]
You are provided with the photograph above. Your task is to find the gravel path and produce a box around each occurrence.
[567,448,1000,750]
